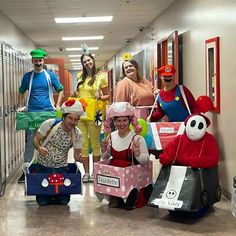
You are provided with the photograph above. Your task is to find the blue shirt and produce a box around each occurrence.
[19,70,63,112]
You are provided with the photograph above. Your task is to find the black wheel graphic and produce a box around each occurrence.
[201,190,209,207]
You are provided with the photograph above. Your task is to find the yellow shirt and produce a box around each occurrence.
[76,72,108,99]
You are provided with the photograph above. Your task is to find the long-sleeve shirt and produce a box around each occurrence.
[114,77,155,106]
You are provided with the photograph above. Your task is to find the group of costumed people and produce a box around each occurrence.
[18,47,219,208]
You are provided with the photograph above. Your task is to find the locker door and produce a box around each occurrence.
[3,44,11,177]
[0,42,6,192]
[9,49,15,170]
[15,54,21,164]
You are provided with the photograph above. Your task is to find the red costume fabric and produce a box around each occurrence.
[150,85,200,122]
[159,132,219,168]
[110,135,138,167]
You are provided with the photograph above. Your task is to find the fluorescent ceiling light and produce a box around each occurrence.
[55,16,113,23]
[69,55,82,57]
[62,36,104,41]
[72,62,81,65]
[66,47,98,51]
[68,54,95,57]
[70,59,81,62]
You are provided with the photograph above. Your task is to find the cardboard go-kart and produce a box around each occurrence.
[94,160,153,209]
[148,165,221,217]
[25,163,82,206]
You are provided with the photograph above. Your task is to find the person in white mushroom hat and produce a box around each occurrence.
[33,99,84,205]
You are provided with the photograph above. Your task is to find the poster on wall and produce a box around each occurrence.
[205,37,220,113]
[144,47,155,85]
[115,64,122,85]
[133,50,144,78]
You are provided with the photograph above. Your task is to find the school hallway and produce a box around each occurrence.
[1,0,236,235]
[0,156,235,236]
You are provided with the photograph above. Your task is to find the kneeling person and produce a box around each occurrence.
[101,102,152,209]
[33,99,84,206]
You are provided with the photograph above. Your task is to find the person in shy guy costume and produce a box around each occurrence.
[17,49,64,183]
[100,102,152,209]
[159,114,219,168]
[148,65,200,122]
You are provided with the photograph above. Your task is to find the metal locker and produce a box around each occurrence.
[0,42,6,194]
[9,49,15,170]
[3,45,11,176]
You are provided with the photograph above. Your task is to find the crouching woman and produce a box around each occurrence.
[100,102,152,209]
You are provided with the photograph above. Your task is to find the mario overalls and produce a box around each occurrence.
[157,85,190,122]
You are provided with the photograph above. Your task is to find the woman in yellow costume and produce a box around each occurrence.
[72,45,110,182]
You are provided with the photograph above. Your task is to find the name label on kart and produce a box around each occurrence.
[97,174,120,188]
[151,198,183,209]
[159,127,175,134]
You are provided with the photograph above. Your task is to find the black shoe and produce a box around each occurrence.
[109,196,121,208]
[18,172,25,183]
[56,195,71,205]
[36,195,50,206]
[144,184,154,201]
[126,189,138,210]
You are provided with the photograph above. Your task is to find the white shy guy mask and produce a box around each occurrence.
[185,115,207,141]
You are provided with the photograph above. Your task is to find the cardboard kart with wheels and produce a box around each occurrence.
[148,114,221,217]
[148,165,221,216]
[25,163,82,205]
[94,160,153,207]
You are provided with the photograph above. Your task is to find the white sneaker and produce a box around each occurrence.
[89,173,94,182]
[82,173,90,183]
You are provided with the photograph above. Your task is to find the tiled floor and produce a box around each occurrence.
[0,155,235,236]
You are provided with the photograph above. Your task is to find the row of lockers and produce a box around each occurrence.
[0,42,32,195]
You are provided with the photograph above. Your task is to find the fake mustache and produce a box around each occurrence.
[34,64,43,68]
[164,78,173,83]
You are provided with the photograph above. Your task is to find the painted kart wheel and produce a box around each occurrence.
[64,178,71,187]
[41,178,49,187]
[94,110,102,126]
[200,190,209,207]
[215,185,221,201]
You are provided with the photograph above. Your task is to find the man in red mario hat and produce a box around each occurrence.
[148,64,200,122]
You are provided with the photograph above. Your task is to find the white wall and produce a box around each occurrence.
[0,10,34,54]
[107,0,236,195]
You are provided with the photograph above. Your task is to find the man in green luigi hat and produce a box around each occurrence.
[17,48,64,183]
